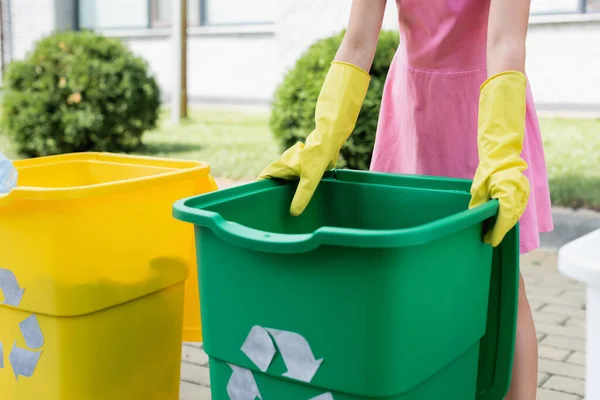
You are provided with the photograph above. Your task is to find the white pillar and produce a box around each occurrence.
[172,0,182,123]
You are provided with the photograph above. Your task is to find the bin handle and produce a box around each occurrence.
[476,224,520,400]
[174,193,500,254]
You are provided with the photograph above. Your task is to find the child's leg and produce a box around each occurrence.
[505,273,538,400]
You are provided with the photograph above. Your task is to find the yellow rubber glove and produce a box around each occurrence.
[469,71,531,247]
[258,61,370,216]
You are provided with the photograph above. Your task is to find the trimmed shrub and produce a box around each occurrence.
[2,30,161,157]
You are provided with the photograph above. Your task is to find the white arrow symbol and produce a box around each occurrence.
[19,315,44,349]
[266,328,323,383]
[241,326,276,373]
[8,342,42,380]
[227,364,262,400]
[0,268,25,306]
[309,393,334,400]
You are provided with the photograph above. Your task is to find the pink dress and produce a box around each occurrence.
[370,0,554,254]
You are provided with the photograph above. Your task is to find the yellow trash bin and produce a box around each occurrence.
[0,152,216,399]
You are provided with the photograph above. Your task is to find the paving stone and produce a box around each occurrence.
[530,300,549,311]
[543,376,586,397]
[561,289,587,303]
[538,358,586,380]
[538,372,551,385]
[535,323,586,340]
[565,317,586,328]
[566,351,586,366]
[523,277,544,286]
[184,341,204,349]
[527,287,567,297]
[540,304,586,319]
[180,362,211,387]
[180,381,211,400]
[541,335,587,352]
[528,294,586,308]
[537,387,582,400]
[538,345,572,361]
[182,344,209,366]
[534,311,570,325]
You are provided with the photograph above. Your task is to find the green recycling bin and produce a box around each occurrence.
[173,169,519,400]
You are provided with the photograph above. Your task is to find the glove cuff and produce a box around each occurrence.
[477,70,527,164]
[309,61,371,158]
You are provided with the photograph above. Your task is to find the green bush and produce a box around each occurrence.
[269,30,399,170]
[2,30,161,157]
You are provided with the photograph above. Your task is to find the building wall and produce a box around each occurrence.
[1,0,76,74]
[7,0,56,60]
[1,0,278,103]
[2,0,598,110]
[111,28,278,104]
[526,17,600,110]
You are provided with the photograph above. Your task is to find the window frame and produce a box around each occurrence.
[529,0,598,15]
[76,0,153,30]
[198,0,276,27]
[77,0,276,31]
[584,0,600,13]
[149,0,170,28]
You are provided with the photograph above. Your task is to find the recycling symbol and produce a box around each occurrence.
[226,325,334,400]
[0,268,44,380]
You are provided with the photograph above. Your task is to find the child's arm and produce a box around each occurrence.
[258,1,386,216]
[487,0,532,76]
[334,0,387,72]
[469,0,533,247]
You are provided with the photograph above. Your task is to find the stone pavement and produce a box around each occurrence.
[177,249,588,399]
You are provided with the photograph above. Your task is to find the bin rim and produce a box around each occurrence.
[173,170,499,254]
[558,228,600,286]
[0,152,214,204]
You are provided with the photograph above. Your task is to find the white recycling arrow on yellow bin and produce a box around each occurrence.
[19,315,44,349]
[0,268,44,380]
[0,268,25,306]
[9,342,42,380]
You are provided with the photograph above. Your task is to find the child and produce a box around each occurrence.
[259,0,553,398]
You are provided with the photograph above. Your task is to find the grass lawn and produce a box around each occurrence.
[138,108,280,180]
[1,107,599,210]
[0,108,280,179]
[540,118,600,210]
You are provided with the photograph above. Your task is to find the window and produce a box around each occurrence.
[150,0,201,28]
[78,0,275,30]
[530,0,581,14]
[204,0,277,25]
[587,0,600,12]
[149,0,170,27]
[79,0,149,29]
[530,0,600,14]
